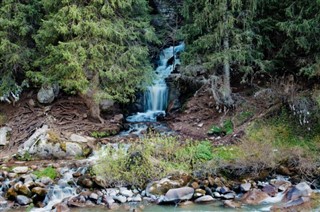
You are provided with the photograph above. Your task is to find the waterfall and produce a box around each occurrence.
[127,42,185,122]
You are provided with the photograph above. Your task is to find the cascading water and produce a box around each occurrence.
[127,42,185,123]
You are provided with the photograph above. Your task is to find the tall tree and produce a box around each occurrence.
[28,0,157,122]
[0,0,41,102]
[180,0,264,107]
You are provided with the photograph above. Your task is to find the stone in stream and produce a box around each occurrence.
[240,183,251,192]
[103,195,115,206]
[224,200,241,208]
[146,178,184,196]
[89,192,99,201]
[113,195,127,203]
[12,166,29,174]
[222,192,235,200]
[270,179,292,192]
[119,187,133,197]
[273,197,311,210]
[0,196,8,208]
[16,195,31,205]
[194,195,215,203]
[283,182,313,202]
[54,203,70,212]
[40,176,53,185]
[162,187,194,203]
[241,189,269,205]
[6,187,18,200]
[262,184,277,197]
[16,184,31,197]
[32,187,47,197]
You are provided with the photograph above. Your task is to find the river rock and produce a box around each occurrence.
[32,187,47,197]
[224,200,241,208]
[283,182,313,202]
[0,196,8,208]
[103,195,115,206]
[37,85,55,104]
[89,192,99,201]
[65,142,83,157]
[8,173,17,178]
[40,176,53,185]
[131,194,142,202]
[12,166,29,174]
[16,195,31,205]
[119,188,133,197]
[240,183,251,192]
[16,184,31,197]
[217,186,230,194]
[146,178,183,196]
[213,192,221,198]
[0,127,12,146]
[270,179,292,192]
[222,192,235,200]
[241,189,269,205]
[6,187,17,200]
[78,177,93,188]
[262,184,277,197]
[195,195,215,203]
[163,187,194,203]
[55,203,70,212]
[273,197,311,210]
[113,195,127,203]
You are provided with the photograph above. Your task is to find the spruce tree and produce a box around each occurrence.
[180,0,264,107]
[28,0,157,122]
[0,0,41,102]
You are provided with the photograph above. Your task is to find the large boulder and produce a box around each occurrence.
[241,189,269,205]
[146,178,185,196]
[0,127,12,146]
[283,182,313,202]
[163,187,194,203]
[37,85,56,104]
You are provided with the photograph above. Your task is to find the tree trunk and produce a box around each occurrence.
[222,35,234,107]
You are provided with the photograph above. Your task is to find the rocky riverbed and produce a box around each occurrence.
[0,159,319,212]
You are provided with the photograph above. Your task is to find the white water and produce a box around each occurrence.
[127,42,185,123]
[31,168,78,212]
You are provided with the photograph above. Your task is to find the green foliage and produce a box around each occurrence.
[33,166,58,180]
[208,119,234,136]
[92,134,214,187]
[15,151,33,161]
[27,0,158,103]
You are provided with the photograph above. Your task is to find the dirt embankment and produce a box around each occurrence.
[0,92,122,159]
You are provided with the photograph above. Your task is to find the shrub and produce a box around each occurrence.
[33,166,58,180]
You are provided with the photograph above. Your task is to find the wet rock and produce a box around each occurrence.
[65,142,83,157]
[40,177,53,185]
[240,183,251,192]
[32,187,47,197]
[224,200,241,208]
[194,189,206,197]
[16,184,31,197]
[179,200,194,206]
[113,195,127,203]
[262,184,277,197]
[194,195,215,203]
[55,203,70,212]
[93,176,107,188]
[37,85,55,104]
[6,187,18,200]
[191,181,199,189]
[205,187,213,196]
[119,187,133,197]
[277,165,292,176]
[274,196,311,210]
[213,192,221,198]
[217,186,230,194]
[222,193,235,200]
[283,182,313,202]
[77,176,93,188]
[241,189,269,205]
[103,195,115,206]
[131,194,142,202]
[146,178,183,196]
[108,203,120,210]
[12,166,29,174]
[16,195,31,205]
[0,127,12,146]
[106,188,119,196]
[163,187,194,203]
[0,196,8,208]
[72,172,82,178]
[70,134,88,143]
[89,193,99,201]
[270,179,291,192]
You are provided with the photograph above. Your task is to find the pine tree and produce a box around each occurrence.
[180,0,264,107]
[0,0,41,102]
[27,0,158,122]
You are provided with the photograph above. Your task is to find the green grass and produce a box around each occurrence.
[33,166,58,180]
[208,119,234,136]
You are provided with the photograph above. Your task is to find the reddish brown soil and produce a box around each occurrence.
[0,92,121,159]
